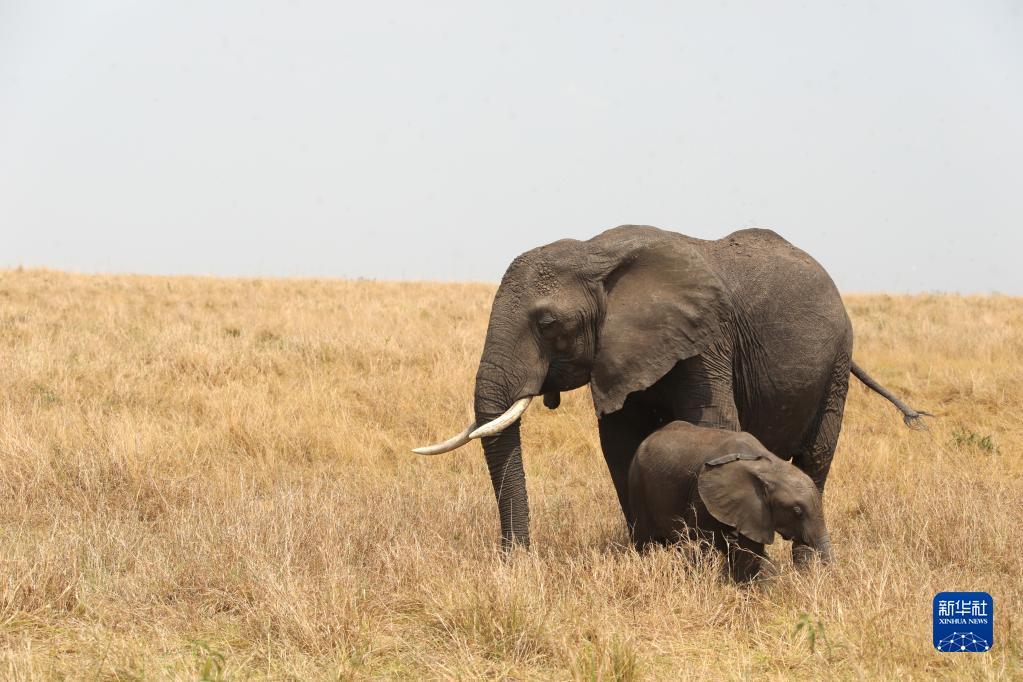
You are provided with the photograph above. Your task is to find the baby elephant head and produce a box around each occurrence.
[697,453,833,564]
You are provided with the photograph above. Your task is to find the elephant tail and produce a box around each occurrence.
[850,361,933,429]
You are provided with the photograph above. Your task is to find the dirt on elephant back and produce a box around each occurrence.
[0,269,1020,679]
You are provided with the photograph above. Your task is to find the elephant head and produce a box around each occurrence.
[413,225,730,549]
[697,453,834,563]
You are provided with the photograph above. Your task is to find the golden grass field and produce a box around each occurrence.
[0,269,1020,680]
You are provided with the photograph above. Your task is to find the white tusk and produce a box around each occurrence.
[468,396,532,439]
[412,422,476,455]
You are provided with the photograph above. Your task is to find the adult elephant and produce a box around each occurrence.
[414,225,927,560]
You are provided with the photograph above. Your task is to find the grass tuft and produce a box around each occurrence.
[950,425,999,454]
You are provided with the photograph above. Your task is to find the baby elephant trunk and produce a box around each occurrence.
[793,527,834,566]
[816,530,835,563]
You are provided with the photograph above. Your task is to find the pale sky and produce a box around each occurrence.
[2,1,1021,293]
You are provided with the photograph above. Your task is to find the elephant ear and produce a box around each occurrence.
[697,455,774,545]
[590,232,729,416]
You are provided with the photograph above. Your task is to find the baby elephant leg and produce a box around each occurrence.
[724,534,766,582]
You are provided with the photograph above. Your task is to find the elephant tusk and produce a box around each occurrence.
[412,422,476,455]
[412,396,533,453]
[468,396,532,439]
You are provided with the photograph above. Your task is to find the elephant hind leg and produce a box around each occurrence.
[792,361,851,493]
[790,362,850,565]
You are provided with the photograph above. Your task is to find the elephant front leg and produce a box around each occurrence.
[723,533,765,582]
[598,400,661,532]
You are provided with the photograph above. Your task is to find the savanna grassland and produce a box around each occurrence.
[0,269,1020,680]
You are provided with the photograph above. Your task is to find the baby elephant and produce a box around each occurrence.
[629,421,833,580]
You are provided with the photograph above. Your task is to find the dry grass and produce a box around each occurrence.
[0,269,1020,680]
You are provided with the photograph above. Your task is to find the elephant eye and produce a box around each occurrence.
[537,314,563,339]
[793,505,803,517]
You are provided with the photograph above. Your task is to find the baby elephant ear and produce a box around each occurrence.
[697,456,774,545]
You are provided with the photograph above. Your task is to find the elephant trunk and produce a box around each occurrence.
[815,529,835,564]
[470,275,551,549]
[476,375,532,550]
[793,527,834,567]
[473,338,545,550]
[479,419,529,549]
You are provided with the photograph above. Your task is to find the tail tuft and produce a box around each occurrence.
[902,410,934,430]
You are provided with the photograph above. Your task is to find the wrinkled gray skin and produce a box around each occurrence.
[471,225,925,556]
[629,421,832,580]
